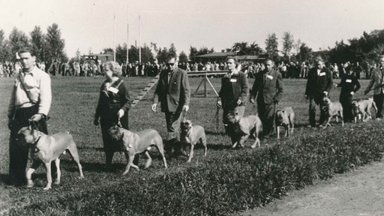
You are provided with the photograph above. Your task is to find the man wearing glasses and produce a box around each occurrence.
[250,59,283,136]
[152,57,190,155]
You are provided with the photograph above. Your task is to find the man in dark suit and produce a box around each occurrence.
[364,54,384,119]
[152,57,191,153]
[250,59,283,136]
[305,57,333,127]
[217,57,248,136]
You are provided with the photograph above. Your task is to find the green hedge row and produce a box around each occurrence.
[9,122,384,216]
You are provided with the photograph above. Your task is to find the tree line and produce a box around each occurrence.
[0,23,67,65]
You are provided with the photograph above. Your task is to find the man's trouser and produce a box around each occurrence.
[9,106,48,185]
[374,93,384,118]
[257,100,275,136]
[309,96,326,127]
[340,95,353,122]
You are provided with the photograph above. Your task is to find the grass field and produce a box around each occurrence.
[0,75,375,215]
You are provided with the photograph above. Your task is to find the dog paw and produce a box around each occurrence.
[78,175,85,179]
[54,180,60,185]
[43,186,51,191]
[27,182,34,188]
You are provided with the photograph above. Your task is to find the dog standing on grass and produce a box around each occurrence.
[108,125,168,175]
[17,126,84,190]
[180,119,207,163]
[226,112,263,149]
[275,107,295,139]
[352,98,378,122]
[322,97,344,128]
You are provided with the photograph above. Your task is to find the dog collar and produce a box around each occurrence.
[32,136,42,153]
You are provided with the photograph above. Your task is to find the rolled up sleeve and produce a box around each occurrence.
[38,73,52,115]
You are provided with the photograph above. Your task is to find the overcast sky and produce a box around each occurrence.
[1,0,383,57]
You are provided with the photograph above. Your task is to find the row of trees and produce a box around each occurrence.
[328,29,384,64]
[0,23,67,64]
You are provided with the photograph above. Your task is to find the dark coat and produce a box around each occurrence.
[153,67,191,113]
[305,67,333,98]
[338,73,360,97]
[218,71,248,110]
[250,69,283,105]
[95,78,131,128]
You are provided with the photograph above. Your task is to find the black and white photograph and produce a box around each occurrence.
[1,0,384,215]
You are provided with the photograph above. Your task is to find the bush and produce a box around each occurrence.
[9,122,384,216]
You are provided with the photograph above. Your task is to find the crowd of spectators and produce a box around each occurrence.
[0,58,378,80]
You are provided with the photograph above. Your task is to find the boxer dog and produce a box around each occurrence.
[180,119,207,163]
[108,126,168,175]
[322,97,344,128]
[275,107,295,139]
[226,112,263,149]
[352,97,377,122]
[17,126,84,190]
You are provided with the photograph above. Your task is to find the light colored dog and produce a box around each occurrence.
[352,97,377,122]
[109,126,168,175]
[226,112,263,149]
[322,97,344,128]
[180,119,207,163]
[275,107,295,139]
[17,126,84,190]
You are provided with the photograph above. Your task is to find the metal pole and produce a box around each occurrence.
[138,15,142,64]
[126,24,129,64]
[113,14,116,61]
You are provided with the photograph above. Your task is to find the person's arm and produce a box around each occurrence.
[119,82,131,113]
[354,77,361,93]
[364,70,375,94]
[38,73,52,116]
[239,72,248,104]
[305,69,313,97]
[274,71,284,102]
[153,73,162,104]
[325,69,333,94]
[250,74,259,101]
[181,70,191,106]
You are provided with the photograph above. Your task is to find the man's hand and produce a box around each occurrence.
[216,100,222,108]
[117,109,124,119]
[30,114,43,122]
[93,118,99,126]
[323,91,328,97]
[350,91,354,95]
[182,105,189,112]
[250,98,255,104]
[151,103,158,112]
[237,99,242,105]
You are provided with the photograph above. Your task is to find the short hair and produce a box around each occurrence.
[226,56,237,64]
[103,61,122,77]
[18,47,36,57]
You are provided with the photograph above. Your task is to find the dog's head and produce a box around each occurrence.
[180,119,193,134]
[226,112,241,124]
[323,97,331,105]
[17,124,40,145]
[352,101,360,113]
[275,110,288,125]
[108,125,124,140]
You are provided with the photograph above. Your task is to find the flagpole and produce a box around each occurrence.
[138,15,142,64]
[126,24,129,64]
[113,14,116,61]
